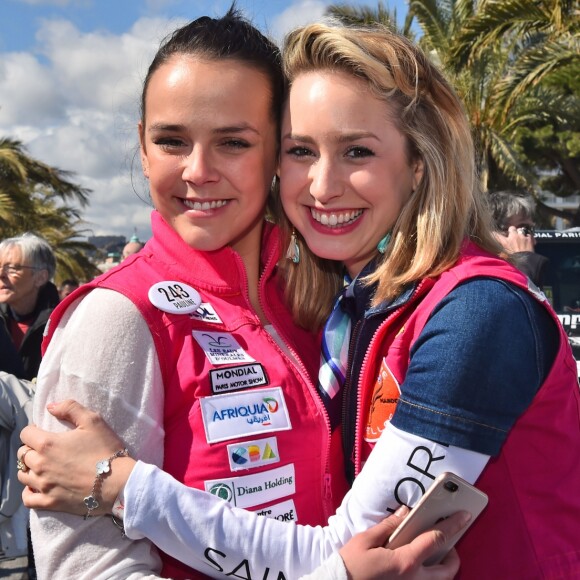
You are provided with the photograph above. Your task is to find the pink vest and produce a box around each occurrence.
[356,242,580,579]
[45,212,349,579]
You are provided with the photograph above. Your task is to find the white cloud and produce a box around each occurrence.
[29,110,135,179]
[0,52,64,125]
[81,172,154,239]
[35,19,156,113]
[271,0,328,41]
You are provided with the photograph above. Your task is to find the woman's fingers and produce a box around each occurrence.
[355,507,411,548]
[402,510,471,567]
[46,399,100,427]
[20,424,49,453]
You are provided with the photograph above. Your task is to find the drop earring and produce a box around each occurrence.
[286,229,300,263]
[377,232,391,255]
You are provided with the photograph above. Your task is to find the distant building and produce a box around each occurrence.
[87,235,126,259]
[92,233,146,273]
[121,234,145,261]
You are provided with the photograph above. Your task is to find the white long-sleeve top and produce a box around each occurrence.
[31,289,165,579]
[123,424,488,578]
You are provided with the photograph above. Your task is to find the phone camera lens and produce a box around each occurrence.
[444,481,459,493]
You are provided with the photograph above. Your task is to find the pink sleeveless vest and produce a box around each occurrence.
[356,242,580,579]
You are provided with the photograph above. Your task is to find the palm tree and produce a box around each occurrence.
[0,137,99,281]
[30,198,101,283]
[409,0,578,211]
[447,0,580,220]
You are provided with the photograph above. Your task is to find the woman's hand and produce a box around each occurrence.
[494,226,535,254]
[18,399,135,515]
[339,508,469,579]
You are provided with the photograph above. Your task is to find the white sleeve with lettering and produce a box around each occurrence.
[31,289,166,580]
[124,423,489,578]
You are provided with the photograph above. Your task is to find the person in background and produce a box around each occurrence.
[0,234,59,381]
[488,190,548,287]
[15,9,466,580]
[0,372,35,564]
[0,233,54,580]
[57,279,79,301]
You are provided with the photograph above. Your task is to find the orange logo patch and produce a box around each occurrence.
[364,358,401,442]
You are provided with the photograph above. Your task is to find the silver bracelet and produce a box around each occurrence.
[83,449,129,519]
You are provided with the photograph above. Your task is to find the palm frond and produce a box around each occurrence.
[408,0,452,54]
[493,35,580,119]
[326,2,404,32]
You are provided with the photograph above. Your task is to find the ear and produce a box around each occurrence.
[34,269,49,288]
[412,157,424,192]
[138,121,149,179]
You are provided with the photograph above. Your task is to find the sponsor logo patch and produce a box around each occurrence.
[192,331,255,365]
[227,436,280,472]
[210,363,268,394]
[205,464,295,509]
[201,387,291,443]
[364,358,401,443]
[190,302,222,324]
[255,499,298,522]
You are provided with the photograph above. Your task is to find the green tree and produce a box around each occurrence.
[449,0,580,222]
[0,137,99,281]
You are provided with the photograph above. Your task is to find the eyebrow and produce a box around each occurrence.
[148,123,260,135]
[283,131,379,143]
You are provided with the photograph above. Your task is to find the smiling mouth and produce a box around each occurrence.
[183,199,229,211]
[310,208,363,228]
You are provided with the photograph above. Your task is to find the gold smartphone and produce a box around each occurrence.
[386,472,488,565]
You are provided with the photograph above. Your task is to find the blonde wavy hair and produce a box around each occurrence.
[274,22,501,330]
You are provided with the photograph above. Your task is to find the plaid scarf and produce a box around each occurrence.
[317,274,355,403]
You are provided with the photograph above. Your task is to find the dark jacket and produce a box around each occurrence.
[0,282,59,381]
[0,323,24,377]
[512,251,549,288]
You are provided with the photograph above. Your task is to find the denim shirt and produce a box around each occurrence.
[338,272,559,481]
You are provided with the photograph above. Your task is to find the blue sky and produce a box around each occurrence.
[0,0,409,241]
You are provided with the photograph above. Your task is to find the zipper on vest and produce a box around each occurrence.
[266,299,336,520]
[255,239,319,403]
[342,319,362,483]
[348,279,431,477]
[353,320,389,477]
[324,473,332,500]
[255,244,337,521]
[320,418,335,522]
